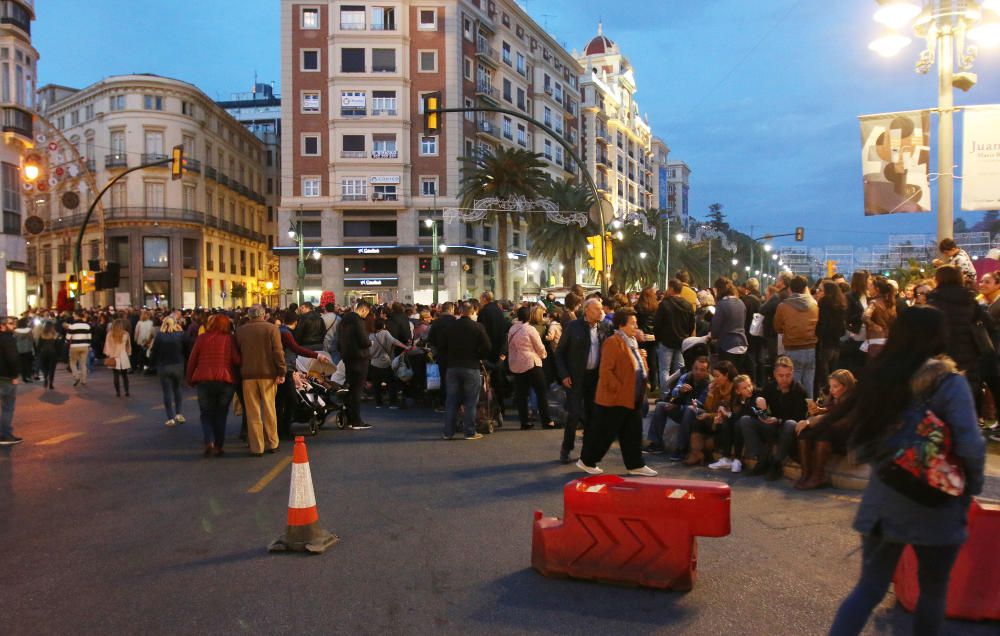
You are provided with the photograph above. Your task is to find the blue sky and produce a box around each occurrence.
[33,0,1000,249]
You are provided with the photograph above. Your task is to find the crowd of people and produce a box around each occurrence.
[0,237,992,633]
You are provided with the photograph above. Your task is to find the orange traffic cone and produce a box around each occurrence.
[268,436,339,554]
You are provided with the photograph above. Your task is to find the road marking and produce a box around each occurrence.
[151,404,164,410]
[186,395,198,401]
[107,415,138,424]
[37,432,85,446]
[247,456,292,494]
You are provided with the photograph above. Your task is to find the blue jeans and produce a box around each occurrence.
[0,382,16,437]
[159,363,185,420]
[646,401,683,449]
[830,534,961,636]
[445,367,481,438]
[784,347,816,399]
[656,344,683,396]
[197,381,235,448]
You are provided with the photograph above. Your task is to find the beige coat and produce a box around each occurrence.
[104,333,132,371]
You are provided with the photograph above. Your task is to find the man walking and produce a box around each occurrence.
[338,300,373,430]
[653,279,695,395]
[477,291,507,364]
[66,311,92,387]
[439,301,491,440]
[555,298,608,463]
[774,276,819,398]
[0,316,21,445]
[235,305,286,456]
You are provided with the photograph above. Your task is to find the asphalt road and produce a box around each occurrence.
[1,366,997,635]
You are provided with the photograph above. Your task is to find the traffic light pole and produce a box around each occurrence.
[428,105,609,296]
[73,157,172,303]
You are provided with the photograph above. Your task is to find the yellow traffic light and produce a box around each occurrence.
[171,144,185,180]
[79,270,96,294]
[795,226,805,242]
[826,260,838,279]
[68,275,78,292]
[604,232,614,267]
[423,92,441,135]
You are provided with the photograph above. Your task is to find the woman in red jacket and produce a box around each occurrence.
[186,314,241,457]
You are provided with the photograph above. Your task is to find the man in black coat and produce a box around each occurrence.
[438,301,492,440]
[653,279,695,396]
[427,302,458,407]
[294,302,326,351]
[0,316,21,444]
[476,291,508,363]
[555,298,609,464]
[337,300,373,429]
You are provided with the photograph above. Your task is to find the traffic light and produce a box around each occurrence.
[419,257,431,272]
[68,274,78,298]
[79,270,96,295]
[171,144,185,180]
[423,92,441,135]
[21,153,45,192]
[795,226,804,241]
[586,235,603,271]
[826,260,838,279]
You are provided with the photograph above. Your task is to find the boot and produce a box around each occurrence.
[795,440,812,488]
[799,441,833,489]
[683,433,705,466]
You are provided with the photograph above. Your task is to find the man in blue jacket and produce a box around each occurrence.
[647,356,710,455]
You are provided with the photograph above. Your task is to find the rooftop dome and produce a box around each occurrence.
[584,23,616,56]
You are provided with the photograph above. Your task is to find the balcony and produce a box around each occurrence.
[141,153,169,165]
[0,7,30,36]
[475,82,499,103]
[218,173,230,187]
[205,165,217,180]
[595,128,609,144]
[370,22,397,31]
[340,21,366,31]
[1,106,32,139]
[340,151,366,159]
[371,150,399,159]
[594,153,609,168]
[475,117,500,141]
[371,107,397,116]
[476,41,499,66]
[185,158,202,174]
[105,153,128,169]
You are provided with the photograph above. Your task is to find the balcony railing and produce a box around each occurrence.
[85,159,96,172]
[105,153,128,169]
[141,153,169,164]
[475,82,499,101]
[102,207,267,244]
[185,158,202,173]
[371,107,397,116]
[1,106,32,139]
[341,193,368,201]
[370,22,396,31]
[341,151,366,159]
[340,21,366,30]
[476,41,498,63]
[218,173,230,187]
[371,150,398,159]
[476,118,498,137]
[205,165,217,180]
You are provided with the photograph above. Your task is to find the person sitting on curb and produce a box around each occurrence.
[646,356,710,455]
[708,374,764,474]
[740,355,808,480]
[678,360,738,467]
[795,369,856,490]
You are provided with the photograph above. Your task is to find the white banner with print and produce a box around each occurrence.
[961,106,1000,211]
[859,110,931,215]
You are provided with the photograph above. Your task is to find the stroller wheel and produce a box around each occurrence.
[494,411,504,430]
[308,415,320,436]
[336,410,347,430]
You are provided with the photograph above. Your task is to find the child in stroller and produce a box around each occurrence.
[291,357,350,434]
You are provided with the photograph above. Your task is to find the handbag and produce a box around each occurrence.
[876,407,966,507]
[103,357,117,368]
[425,362,441,391]
[748,312,765,337]
[392,353,414,383]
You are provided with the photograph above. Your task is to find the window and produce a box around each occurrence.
[181,100,196,117]
[340,90,365,116]
[183,238,197,270]
[218,245,224,272]
[302,135,320,156]
[182,134,195,161]
[301,49,320,71]
[516,52,525,75]
[84,103,94,120]
[420,136,438,156]
[517,124,526,147]
[502,42,511,65]
[418,8,437,30]
[1,162,19,235]
[371,6,396,30]
[463,17,473,40]
[110,181,127,209]
[372,49,395,73]
[341,48,364,73]
[543,106,552,127]
[340,5,365,30]
[206,189,214,216]
[418,50,437,73]
[266,179,273,195]
[143,95,163,110]
[70,110,79,126]
[144,181,165,208]
[502,116,512,140]
[417,216,443,238]
[302,177,321,197]
[372,184,396,200]
[466,224,474,240]
[230,248,236,274]
[109,95,125,111]
[516,87,525,110]
[372,90,396,115]
[144,130,164,157]
[143,237,169,268]
[302,91,320,113]
[342,134,365,156]
[463,57,472,81]
[483,226,492,243]
[502,78,511,102]
[341,178,367,199]
[343,220,396,237]
[555,147,563,166]
[182,185,196,210]
[240,250,247,275]
[420,177,438,196]
[372,134,397,158]
[483,259,493,276]
[301,7,320,29]
[464,98,474,121]
[206,241,214,270]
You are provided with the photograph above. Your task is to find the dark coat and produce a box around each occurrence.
[439,316,491,370]
[653,295,695,349]
[387,311,412,345]
[0,332,18,380]
[816,297,847,349]
[293,310,326,350]
[761,380,808,423]
[928,285,988,373]
[338,311,372,369]
[427,313,457,362]
[845,292,866,335]
[477,301,508,361]
[555,318,610,386]
[759,288,790,338]
[741,293,762,337]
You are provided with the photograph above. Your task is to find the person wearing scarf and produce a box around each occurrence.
[577,308,657,476]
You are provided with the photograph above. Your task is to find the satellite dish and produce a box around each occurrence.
[23,216,44,235]
[61,191,80,210]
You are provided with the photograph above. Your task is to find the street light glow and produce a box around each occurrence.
[23,163,39,181]
[763,243,773,252]
[869,29,911,56]
[745,265,751,272]
[423,218,433,228]
[310,249,321,260]
[615,231,624,240]
[969,9,1000,46]
[873,0,921,30]
[611,219,623,229]
[675,232,685,242]
[772,254,778,260]
[731,258,738,266]
[639,251,647,259]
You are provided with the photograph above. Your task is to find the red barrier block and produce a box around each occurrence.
[893,499,1000,621]
[532,475,731,591]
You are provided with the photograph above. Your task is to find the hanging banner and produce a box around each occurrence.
[961,106,1000,211]
[859,110,931,215]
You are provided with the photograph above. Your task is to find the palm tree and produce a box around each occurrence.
[610,209,659,290]
[459,147,550,299]
[528,179,596,287]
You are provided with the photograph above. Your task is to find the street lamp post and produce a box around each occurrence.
[868,0,1000,244]
[424,215,440,305]
[288,220,305,306]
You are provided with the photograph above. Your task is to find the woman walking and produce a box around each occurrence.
[828,307,985,635]
[186,314,241,457]
[577,308,657,476]
[150,317,187,427]
[13,319,34,383]
[103,319,132,397]
[37,321,59,389]
[508,305,555,429]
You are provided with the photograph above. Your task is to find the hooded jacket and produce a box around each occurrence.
[774,293,819,350]
[653,295,695,349]
[928,284,987,373]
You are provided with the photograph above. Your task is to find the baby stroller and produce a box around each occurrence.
[475,361,504,434]
[293,375,348,435]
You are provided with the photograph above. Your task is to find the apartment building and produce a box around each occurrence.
[577,25,658,217]
[0,0,36,315]
[279,0,582,303]
[32,74,269,309]
[666,159,691,229]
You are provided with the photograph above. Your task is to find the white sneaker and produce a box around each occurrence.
[165,419,176,427]
[708,457,733,470]
[731,459,743,473]
[628,465,658,477]
[576,459,604,475]
[174,414,186,424]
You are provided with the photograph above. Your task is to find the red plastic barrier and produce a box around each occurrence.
[893,499,1000,621]
[532,475,731,591]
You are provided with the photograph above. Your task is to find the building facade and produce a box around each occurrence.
[279,0,582,303]
[577,25,657,218]
[665,159,691,229]
[0,0,36,315]
[31,74,269,309]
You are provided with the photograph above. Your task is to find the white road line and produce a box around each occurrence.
[37,432,85,446]
[107,415,138,424]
